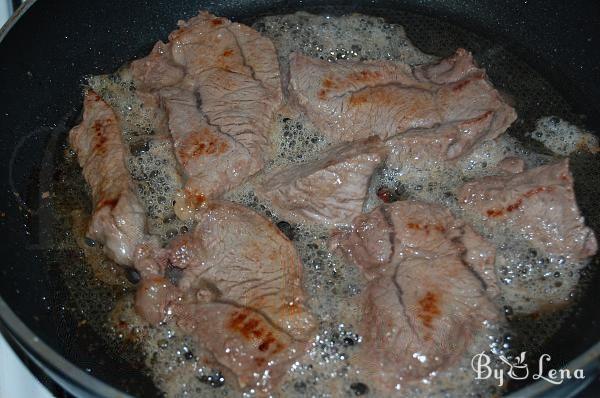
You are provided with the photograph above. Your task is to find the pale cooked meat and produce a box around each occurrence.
[134,202,316,391]
[290,52,435,141]
[130,12,282,217]
[385,111,503,170]
[289,48,516,154]
[175,302,309,392]
[129,41,185,92]
[159,88,261,218]
[462,225,500,297]
[329,204,394,277]
[135,275,181,324]
[256,136,385,227]
[413,47,479,83]
[69,90,148,266]
[359,256,498,388]
[458,159,598,260]
[169,202,315,337]
[132,12,282,139]
[331,201,464,280]
[332,200,498,293]
[497,156,525,174]
[331,201,498,388]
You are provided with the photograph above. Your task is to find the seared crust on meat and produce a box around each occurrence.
[134,201,316,392]
[69,90,148,266]
[130,12,283,219]
[458,159,597,260]
[332,201,500,390]
[289,49,516,159]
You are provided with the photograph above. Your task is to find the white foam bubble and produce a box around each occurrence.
[254,12,436,82]
[267,113,330,169]
[528,116,599,156]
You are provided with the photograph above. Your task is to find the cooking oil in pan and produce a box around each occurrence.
[49,10,600,398]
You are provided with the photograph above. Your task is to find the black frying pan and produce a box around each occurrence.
[1,1,600,397]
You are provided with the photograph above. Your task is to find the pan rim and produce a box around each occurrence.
[0,0,32,42]
[0,1,598,397]
[0,5,134,398]
[0,296,133,398]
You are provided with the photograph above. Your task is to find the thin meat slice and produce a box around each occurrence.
[413,47,479,83]
[385,111,502,170]
[332,201,498,289]
[331,201,499,388]
[330,201,499,290]
[458,159,597,260]
[130,12,282,217]
[135,275,181,324]
[134,202,316,391]
[169,202,315,337]
[175,302,309,392]
[256,137,386,227]
[289,52,435,141]
[360,257,497,387]
[69,90,148,266]
[329,204,395,277]
[497,156,525,174]
[129,41,185,92]
[331,201,464,280]
[159,88,261,219]
[132,12,282,140]
[289,48,516,155]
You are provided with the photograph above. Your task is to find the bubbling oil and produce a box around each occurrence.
[52,11,599,398]
[528,116,599,156]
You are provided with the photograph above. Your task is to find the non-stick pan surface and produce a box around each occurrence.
[1,1,599,397]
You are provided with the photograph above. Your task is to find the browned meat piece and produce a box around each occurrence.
[134,202,316,391]
[132,12,282,139]
[169,202,315,337]
[130,12,283,218]
[331,201,498,388]
[159,88,261,219]
[175,302,309,392]
[256,137,385,227]
[69,90,148,266]
[384,111,505,170]
[458,159,597,260]
[332,200,498,293]
[360,257,498,387]
[329,202,395,277]
[413,47,479,83]
[331,201,464,280]
[289,49,516,156]
[130,41,185,91]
